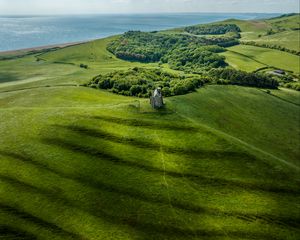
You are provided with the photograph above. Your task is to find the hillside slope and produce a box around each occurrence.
[221,45,300,73]
[0,84,300,240]
[0,15,300,240]
[220,14,300,73]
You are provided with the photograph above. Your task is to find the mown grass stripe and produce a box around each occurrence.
[1,178,289,240]
[54,124,254,161]
[29,136,300,196]
[0,226,36,240]
[92,115,199,132]
[0,202,79,240]
[6,140,294,230]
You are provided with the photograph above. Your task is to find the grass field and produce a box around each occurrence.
[173,14,300,74]
[0,84,300,240]
[241,30,300,52]
[220,50,266,72]
[223,14,300,50]
[0,37,159,91]
[222,45,300,74]
[1,16,300,240]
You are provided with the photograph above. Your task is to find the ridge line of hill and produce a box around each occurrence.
[177,113,300,172]
[260,89,300,107]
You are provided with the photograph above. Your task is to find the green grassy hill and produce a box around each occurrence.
[0,37,158,90]
[163,14,300,74]
[0,15,300,240]
[246,30,300,52]
[223,14,300,43]
[220,14,300,73]
[0,84,300,240]
[221,45,300,73]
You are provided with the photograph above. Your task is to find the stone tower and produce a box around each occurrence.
[150,88,164,109]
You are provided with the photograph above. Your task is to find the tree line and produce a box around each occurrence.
[88,68,209,97]
[106,30,239,71]
[161,45,227,72]
[185,24,241,35]
[87,67,282,98]
[241,41,300,56]
[209,68,279,89]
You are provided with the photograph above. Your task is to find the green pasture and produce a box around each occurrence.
[241,30,300,52]
[222,45,300,74]
[0,85,299,240]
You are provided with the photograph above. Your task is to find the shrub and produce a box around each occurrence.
[80,63,88,69]
[162,87,171,97]
[283,82,300,91]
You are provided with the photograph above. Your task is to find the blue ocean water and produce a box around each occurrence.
[0,13,279,51]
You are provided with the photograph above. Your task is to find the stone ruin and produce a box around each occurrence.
[150,88,164,109]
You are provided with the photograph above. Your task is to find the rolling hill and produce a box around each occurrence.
[221,45,300,73]
[0,14,300,240]
[220,14,300,74]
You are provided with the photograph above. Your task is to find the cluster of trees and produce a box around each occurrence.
[283,82,300,91]
[203,35,240,48]
[107,31,239,72]
[103,27,292,93]
[88,68,208,97]
[161,45,227,72]
[88,67,281,98]
[185,24,241,35]
[241,41,300,56]
[107,31,183,63]
[209,68,279,89]
[269,72,300,91]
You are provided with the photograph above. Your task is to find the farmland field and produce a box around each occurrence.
[242,30,300,52]
[222,45,300,73]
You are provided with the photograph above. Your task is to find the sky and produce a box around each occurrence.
[0,0,299,15]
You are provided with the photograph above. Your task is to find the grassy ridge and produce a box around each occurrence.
[222,45,300,74]
[219,50,266,72]
[242,30,300,52]
[0,37,159,90]
[212,14,300,73]
[0,85,300,239]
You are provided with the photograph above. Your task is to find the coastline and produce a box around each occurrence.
[0,13,281,56]
[0,40,89,56]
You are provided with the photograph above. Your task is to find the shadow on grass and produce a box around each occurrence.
[0,225,37,240]
[36,137,300,196]
[0,150,207,215]
[1,148,299,233]
[91,115,200,132]
[0,72,21,84]
[0,192,79,240]
[54,124,254,161]
[1,115,299,238]
[0,173,291,240]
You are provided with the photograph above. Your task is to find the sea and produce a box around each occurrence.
[0,13,280,52]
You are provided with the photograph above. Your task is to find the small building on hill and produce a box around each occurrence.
[273,69,285,75]
[150,88,164,109]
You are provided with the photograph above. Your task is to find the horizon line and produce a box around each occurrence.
[0,11,295,16]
